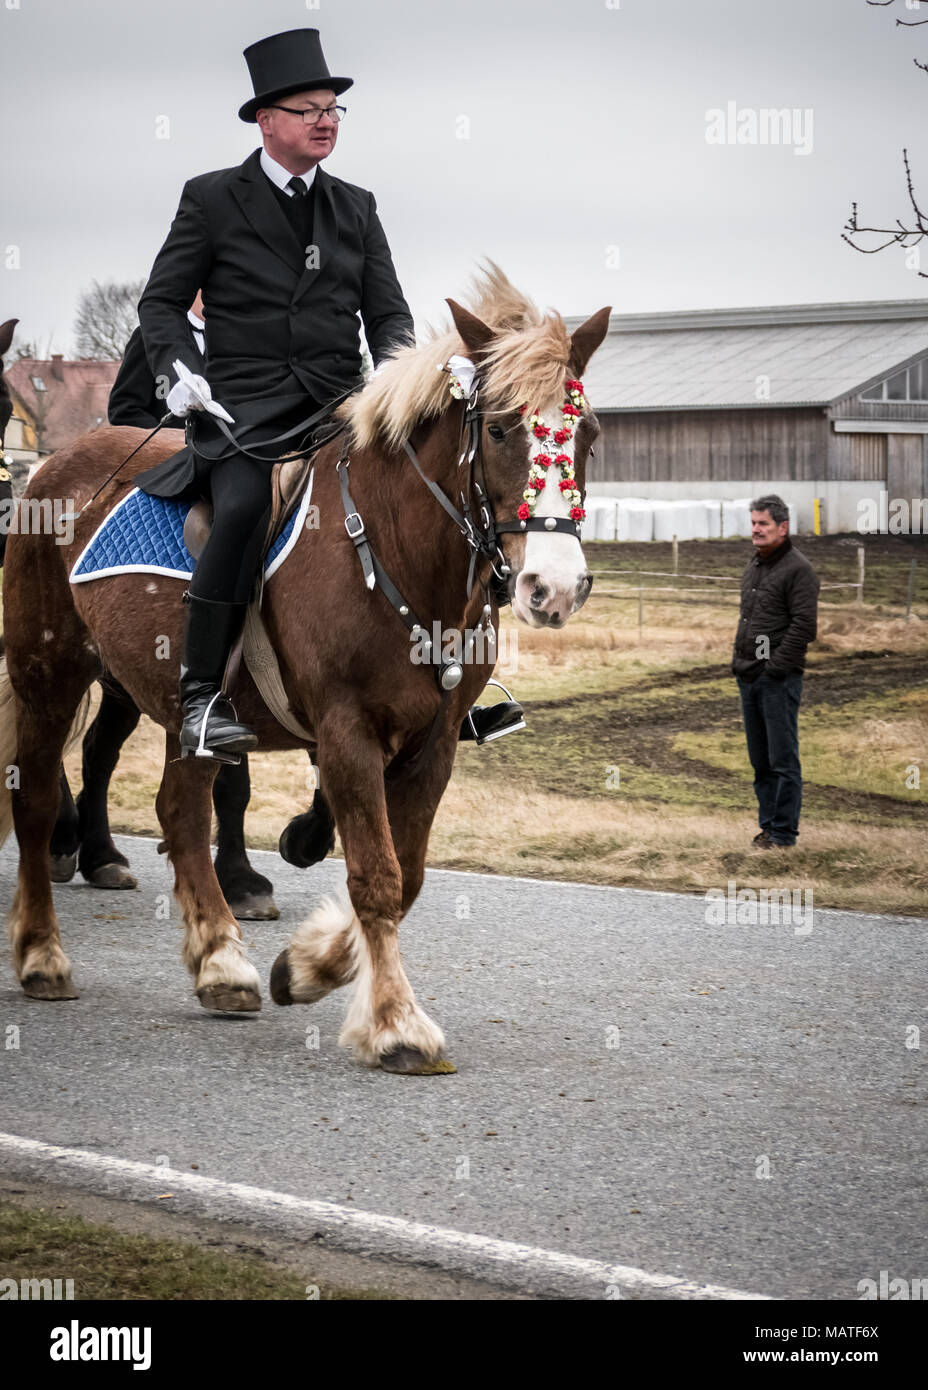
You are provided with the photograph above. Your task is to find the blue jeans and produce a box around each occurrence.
[736,669,804,845]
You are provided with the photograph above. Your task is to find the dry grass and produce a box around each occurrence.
[64,593,928,918]
[0,537,914,918]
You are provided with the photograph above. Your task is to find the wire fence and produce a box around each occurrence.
[589,548,924,624]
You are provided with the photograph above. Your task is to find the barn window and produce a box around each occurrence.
[31,376,46,391]
[859,358,928,402]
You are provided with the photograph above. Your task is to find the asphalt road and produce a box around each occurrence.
[1,833,925,1299]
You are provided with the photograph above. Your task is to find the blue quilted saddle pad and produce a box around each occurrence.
[70,476,314,586]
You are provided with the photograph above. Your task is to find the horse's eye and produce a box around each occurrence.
[487,424,505,442]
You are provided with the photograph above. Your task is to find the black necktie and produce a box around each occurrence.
[287,176,308,197]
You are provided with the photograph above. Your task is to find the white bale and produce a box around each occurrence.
[652,499,707,542]
[700,499,723,539]
[722,497,754,538]
[595,497,620,541]
[617,498,654,542]
[580,498,619,542]
[579,501,603,542]
[668,499,711,541]
[649,499,672,541]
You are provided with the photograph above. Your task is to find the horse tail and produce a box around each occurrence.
[0,649,93,850]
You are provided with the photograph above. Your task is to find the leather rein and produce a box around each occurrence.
[336,378,584,766]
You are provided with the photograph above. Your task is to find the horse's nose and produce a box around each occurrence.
[528,577,549,610]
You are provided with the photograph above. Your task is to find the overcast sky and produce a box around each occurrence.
[3,0,927,354]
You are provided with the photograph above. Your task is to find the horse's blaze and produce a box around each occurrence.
[511,405,590,627]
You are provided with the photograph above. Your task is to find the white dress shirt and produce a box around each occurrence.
[259,148,318,196]
[186,309,205,355]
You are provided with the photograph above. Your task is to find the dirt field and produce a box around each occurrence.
[19,531,920,918]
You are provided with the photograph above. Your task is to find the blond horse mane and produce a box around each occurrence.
[338,260,573,451]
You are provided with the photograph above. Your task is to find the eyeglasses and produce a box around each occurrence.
[269,104,346,125]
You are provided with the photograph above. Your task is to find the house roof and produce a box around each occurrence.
[6,357,119,452]
[565,299,928,412]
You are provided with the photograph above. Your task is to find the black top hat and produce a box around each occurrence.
[239,28,353,123]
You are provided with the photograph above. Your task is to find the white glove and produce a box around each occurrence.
[166,372,211,417]
[168,359,234,423]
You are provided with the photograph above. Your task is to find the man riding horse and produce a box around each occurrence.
[136,27,523,762]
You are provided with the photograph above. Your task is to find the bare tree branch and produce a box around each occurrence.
[846,5,928,272]
[843,150,928,275]
[73,279,145,360]
[866,0,928,17]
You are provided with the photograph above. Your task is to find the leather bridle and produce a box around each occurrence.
[336,374,586,764]
[401,380,584,603]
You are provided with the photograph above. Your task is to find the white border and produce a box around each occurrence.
[69,487,193,585]
[265,466,315,580]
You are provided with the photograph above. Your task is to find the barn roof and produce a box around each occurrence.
[566,298,928,412]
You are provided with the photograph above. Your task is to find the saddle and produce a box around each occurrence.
[182,443,332,742]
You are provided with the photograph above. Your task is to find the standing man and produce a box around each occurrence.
[135,28,416,760]
[732,495,820,849]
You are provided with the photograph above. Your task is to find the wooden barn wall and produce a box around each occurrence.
[825,431,887,482]
[829,392,928,424]
[592,408,829,483]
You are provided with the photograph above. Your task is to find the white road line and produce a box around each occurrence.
[0,1132,771,1301]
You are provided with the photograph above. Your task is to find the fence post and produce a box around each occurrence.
[672,534,679,576]
[905,558,917,622]
[638,575,643,637]
[857,546,865,606]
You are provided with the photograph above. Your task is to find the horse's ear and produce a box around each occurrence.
[0,319,18,359]
[446,299,494,358]
[567,306,611,379]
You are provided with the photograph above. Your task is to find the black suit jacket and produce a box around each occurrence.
[134,150,414,496]
[108,325,192,430]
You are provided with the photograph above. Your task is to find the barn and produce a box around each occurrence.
[575,298,928,534]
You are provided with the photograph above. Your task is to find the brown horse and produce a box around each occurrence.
[0,266,609,1073]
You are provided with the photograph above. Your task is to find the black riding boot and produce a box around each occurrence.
[179,593,257,764]
[458,701,526,745]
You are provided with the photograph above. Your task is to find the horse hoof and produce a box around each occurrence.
[197,984,262,1013]
[226,893,279,921]
[269,949,293,1005]
[48,853,78,883]
[87,862,138,890]
[278,812,336,869]
[22,973,79,1001]
[379,1046,457,1076]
